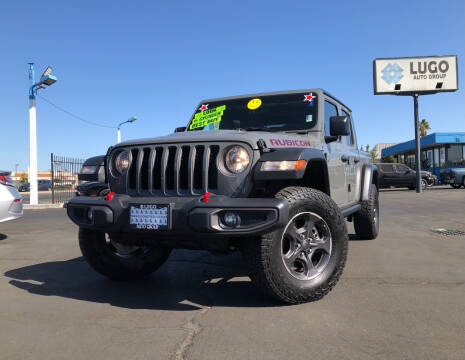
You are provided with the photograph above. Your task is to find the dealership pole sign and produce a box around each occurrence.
[373,55,458,95]
[373,55,458,193]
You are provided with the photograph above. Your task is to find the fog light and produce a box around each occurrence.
[223,211,240,228]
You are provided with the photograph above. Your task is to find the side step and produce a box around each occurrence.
[341,204,361,218]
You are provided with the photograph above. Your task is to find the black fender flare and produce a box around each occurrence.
[361,164,377,201]
[77,155,106,183]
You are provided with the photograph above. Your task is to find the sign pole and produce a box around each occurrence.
[413,93,422,193]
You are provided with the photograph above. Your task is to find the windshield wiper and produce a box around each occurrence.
[244,127,277,132]
[286,130,318,134]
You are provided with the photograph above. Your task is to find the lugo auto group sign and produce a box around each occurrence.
[373,55,458,94]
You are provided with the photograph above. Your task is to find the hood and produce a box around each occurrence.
[116,130,322,150]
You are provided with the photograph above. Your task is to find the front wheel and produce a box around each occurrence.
[242,187,348,304]
[79,228,172,280]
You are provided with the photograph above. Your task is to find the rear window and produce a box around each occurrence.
[381,164,394,172]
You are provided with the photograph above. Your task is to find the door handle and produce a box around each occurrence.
[341,155,349,162]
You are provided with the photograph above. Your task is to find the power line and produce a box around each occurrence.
[36,94,117,129]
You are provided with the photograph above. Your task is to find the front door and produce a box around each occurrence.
[324,100,346,206]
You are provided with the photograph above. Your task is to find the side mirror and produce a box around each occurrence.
[330,116,350,136]
[174,126,186,133]
[324,116,350,143]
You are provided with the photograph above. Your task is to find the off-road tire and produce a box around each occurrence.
[242,187,348,304]
[79,228,171,280]
[353,184,379,240]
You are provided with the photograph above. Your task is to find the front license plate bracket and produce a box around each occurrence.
[129,204,171,230]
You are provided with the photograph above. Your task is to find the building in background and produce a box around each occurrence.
[381,132,465,177]
[373,143,399,161]
[10,171,51,182]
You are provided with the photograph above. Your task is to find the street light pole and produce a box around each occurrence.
[27,63,57,205]
[28,63,39,205]
[117,116,137,143]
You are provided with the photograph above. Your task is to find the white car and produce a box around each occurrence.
[0,170,23,222]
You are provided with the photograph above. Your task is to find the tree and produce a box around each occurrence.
[365,144,369,152]
[369,148,378,162]
[381,155,397,163]
[19,173,28,184]
[419,118,431,137]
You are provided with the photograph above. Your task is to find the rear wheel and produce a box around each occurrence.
[242,187,348,304]
[353,184,379,240]
[79,228,171,280]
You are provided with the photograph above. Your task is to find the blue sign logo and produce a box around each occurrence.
[381,63,404,84]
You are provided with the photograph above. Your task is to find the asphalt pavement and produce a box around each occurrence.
[0,186,464,360]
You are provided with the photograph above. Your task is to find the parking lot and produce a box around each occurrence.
[0,186,464,360]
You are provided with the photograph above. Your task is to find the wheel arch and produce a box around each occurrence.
[253,148,330,196]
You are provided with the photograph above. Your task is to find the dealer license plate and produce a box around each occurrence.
[129,204,170,230]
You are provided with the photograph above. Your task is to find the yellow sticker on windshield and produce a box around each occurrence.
[190,105,226,130]
[247,98,262,110]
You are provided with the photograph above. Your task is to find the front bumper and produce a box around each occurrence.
[66,194,289,237]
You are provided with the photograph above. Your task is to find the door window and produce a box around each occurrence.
[324,101,338,137]
[395,164,410,173]
[341,110,355,147]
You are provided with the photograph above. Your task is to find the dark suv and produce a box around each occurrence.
[376,163,436,190]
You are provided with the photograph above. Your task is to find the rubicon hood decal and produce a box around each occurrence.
[269,138,311,147]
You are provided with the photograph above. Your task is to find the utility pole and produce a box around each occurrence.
[28,63,38,205]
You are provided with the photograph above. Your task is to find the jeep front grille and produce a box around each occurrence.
[123,144,220,196]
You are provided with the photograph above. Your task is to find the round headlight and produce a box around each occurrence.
[114,151,130,174]
[224,146,250,174]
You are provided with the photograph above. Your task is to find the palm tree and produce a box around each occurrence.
[419,119,431,137]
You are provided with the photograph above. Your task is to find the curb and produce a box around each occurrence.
[23,203,64,210]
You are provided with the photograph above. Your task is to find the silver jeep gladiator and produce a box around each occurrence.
[67,89,379,304]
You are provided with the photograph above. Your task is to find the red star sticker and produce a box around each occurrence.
[303,93,315,102]
[199,104,209,112]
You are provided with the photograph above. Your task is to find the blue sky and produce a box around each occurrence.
[1,0,463,171]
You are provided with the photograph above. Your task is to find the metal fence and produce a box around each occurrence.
[51,153,84,204]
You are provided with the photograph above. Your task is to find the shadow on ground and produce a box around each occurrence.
[5,250,280,310]
[348,233,375,241]
[0,233,7,240]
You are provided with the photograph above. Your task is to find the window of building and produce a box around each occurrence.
[440,147,446,167]
[433,148,439,167]
[446,144,464,167]
[324,101,338,137]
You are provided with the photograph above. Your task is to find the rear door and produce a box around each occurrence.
[340,109,360,204]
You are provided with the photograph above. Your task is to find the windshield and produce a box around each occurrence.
[187,92,318,132]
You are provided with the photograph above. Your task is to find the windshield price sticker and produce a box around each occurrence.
[130,205,168,230]
[190,105,226,129]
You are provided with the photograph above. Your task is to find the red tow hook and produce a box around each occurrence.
[105,191,115,201]
[201,192,211,203]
